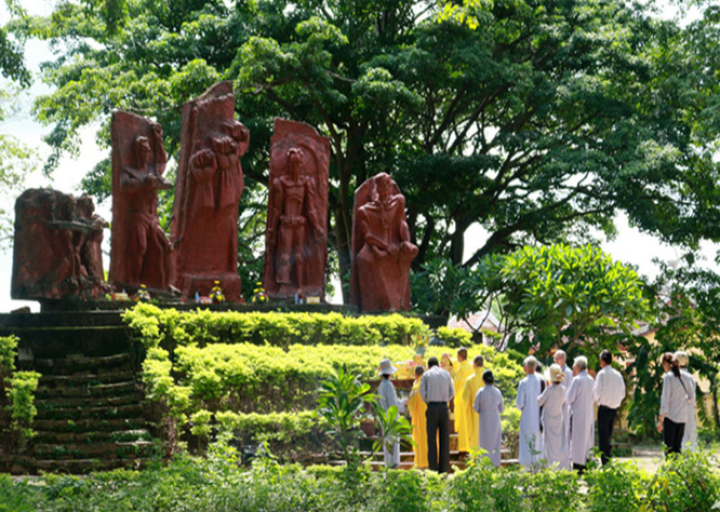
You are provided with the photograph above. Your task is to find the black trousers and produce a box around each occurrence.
[597,405,618,465]
[663,417,685,455]
[426,402,450,473]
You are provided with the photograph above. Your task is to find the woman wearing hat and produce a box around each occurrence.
[378,358,401,468]
[537,364,570,469]
[472,369,504,467]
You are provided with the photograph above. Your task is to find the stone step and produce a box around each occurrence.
[34,403,145,421]
[36,392,143,409]
[39,370,135,387]
[22,353,132,373]
[35,380,138,399]
[33,416,147,433]
[35,457,154,474]
[33,429,152,445]
[34,440,155,460]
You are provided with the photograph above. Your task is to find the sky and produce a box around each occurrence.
[0,0,716,313]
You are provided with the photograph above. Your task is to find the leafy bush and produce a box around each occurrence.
[6,371,40,443]
[645,451,720,512]
[526,469,580,512]
[0,335,17,377]
[437,326,473,348]
[0,336,40,453]
[585,460,648,512]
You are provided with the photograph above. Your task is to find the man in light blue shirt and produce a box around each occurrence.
[420,356,454,473]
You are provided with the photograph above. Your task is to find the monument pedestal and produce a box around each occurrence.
[180,272,243,302]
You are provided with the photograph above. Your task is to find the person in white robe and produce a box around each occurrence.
[537,364,569,470]
[377,358,401,468]
[565,355,595,474]
[473,369,504,467]
[675,351,697,452]
[554,349,574,463]
[516,356,543,469]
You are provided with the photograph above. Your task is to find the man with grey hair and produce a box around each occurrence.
[565,355,595,474]
[675,351,697,452]
[554,349,574,458]
[516,356,543,468]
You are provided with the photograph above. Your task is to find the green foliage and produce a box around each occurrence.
[584,460,648,512]
[123,304,432,350]
[314,368,376,477]
[645,452,720,512]
[525,469,580,512]
[5,370,40,450]
[639,261,720,433]
[436,326,474,348]
[497,244,650,357]
[0,335,18,378]
[0,448,718,511]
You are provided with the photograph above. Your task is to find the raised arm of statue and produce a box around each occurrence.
[150,122,167,176]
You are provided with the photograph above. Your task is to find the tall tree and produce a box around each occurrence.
[0,0,33,244]
[11,0,720,303]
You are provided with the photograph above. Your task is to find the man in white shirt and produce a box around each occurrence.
[420,356,455,473]
[594,350,626,465]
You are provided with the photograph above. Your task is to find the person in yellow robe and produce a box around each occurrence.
[440,353,456,377]
[453,348,474,453]
[407,365,429,468]
[462,355,485,452]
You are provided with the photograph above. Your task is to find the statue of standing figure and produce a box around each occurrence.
[267,147,324,288]
[263,118,330,300]
[109,111,174,291]
[350,172,418,312]
[170,81,249,301]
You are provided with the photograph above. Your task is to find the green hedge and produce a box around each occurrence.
[124,304,433,350]
[1,449,718,512]
[141,341,523,418]
[129,305,525,456]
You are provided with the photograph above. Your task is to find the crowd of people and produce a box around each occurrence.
[377,348,697,472]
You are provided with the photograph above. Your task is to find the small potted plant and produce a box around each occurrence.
[359,413,376,437]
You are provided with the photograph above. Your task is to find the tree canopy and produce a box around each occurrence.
[6,0,720,303]
[0,0,33,244]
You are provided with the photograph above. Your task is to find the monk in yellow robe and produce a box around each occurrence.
[408,365,429,468]
[453,348,473,452]
[462,355,485,452]
[441,353,457,377]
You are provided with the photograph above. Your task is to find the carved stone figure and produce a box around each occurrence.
[350,173,418,312]
[77,194,108,287]
[109,111,173,291]
[170,81,249,301]
[12,189,109,300]
[263,118,329,300]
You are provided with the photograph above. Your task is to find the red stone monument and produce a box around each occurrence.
[12,189,109,300]
[170,81,249,301]
[109,111,174,292]
[263,118,329,300]
[349,173,418,312]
